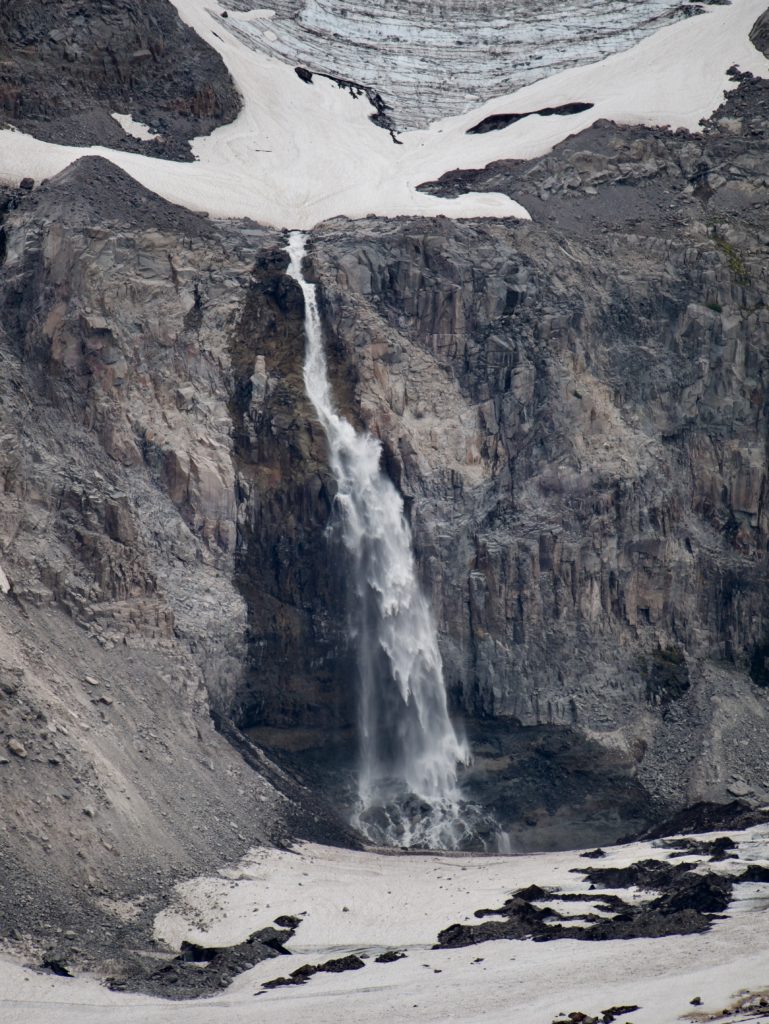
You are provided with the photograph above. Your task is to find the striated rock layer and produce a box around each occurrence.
[222,0,684,130]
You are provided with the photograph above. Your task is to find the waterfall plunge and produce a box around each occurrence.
[286,231,472,849]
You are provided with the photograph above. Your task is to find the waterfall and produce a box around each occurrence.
[286,231,472,849]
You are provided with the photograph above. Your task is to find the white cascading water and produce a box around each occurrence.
[286,231,472,849]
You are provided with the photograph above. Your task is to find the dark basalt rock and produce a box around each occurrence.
[661,835,737,861]
[750,7,769,57]
[628,801,769,842]
[0,0,241,158]
[293,65,399,141]
[552,1008,640,1024]
[467,102,593,134]
[108,925,295,999]
[262,953,366,989]
[739,864,769,883]
[643,646,690,711]
[375,949,406,963]
[434,854,753,950]
[576,858,694,890]
[647,872,732,916]
[40,958,74,978]
[273,914,303,929]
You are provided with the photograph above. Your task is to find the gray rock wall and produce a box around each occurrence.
[304,77,769,811]
[0,160,352,955]
[3,71,769,880]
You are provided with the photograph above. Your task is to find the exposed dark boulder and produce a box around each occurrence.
[750,7,769,57]
[629,801,769,842]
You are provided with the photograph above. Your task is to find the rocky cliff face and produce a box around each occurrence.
[2,37,769,936]
[0,0,240,158]
[296,74,769,838]
[0,159,353,961]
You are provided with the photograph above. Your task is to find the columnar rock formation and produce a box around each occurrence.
[1,1,769,948]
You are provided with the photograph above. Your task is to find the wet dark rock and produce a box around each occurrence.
[109,925,295,999]
[467,102,593,134]
[375,949,406,963]
[262,953,366,989]
[629,802,769,842]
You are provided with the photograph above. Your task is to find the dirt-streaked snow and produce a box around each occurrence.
[3,828,769,1024]
[0,0,766,228]
[230,0,685,129]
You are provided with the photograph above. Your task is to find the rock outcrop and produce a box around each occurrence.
[0,0,241,158]
[0,157,352,963]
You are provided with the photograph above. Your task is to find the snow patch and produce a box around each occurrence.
[2,829,769,1022]
[0,1,766,228]
[0,564,8,594]
[111,113,160,142]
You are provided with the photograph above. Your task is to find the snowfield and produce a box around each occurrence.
[0,0,766,227]
[3,827,769,1024]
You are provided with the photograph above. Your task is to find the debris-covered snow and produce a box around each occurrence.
[3,825,769,1023]
[0,0,766,228]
